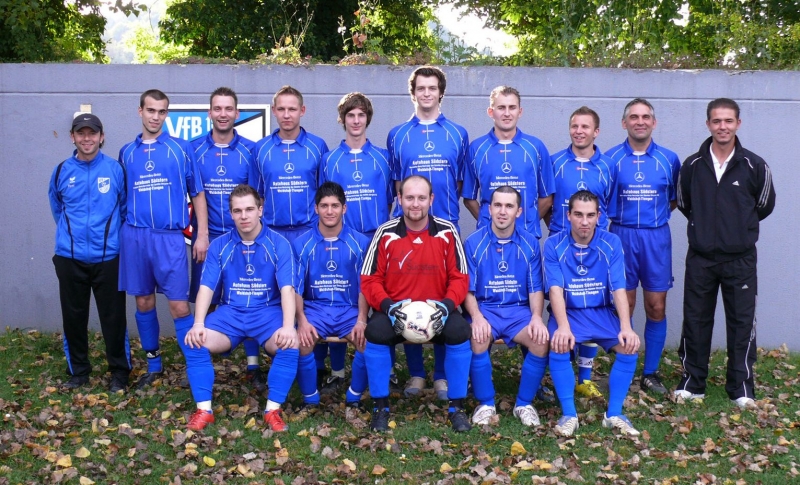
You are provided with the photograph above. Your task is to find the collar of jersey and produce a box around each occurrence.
[409,113,446,125]
[307,222,354,244]
[699,135,744,165]
[71,149,105,165]
[622,138,659,157]
[487,224,522,245]
[135,131,172,146]
[337,138,373,153]
[269,126,309,146]
[487,127,525,145]
[229,222,269,245]
[565,144,604,164]
[204,129,242,149]
[566,227,601,249]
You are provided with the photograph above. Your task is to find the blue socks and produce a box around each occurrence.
[550,351,577,417]
[643,317,667,375]
[297,353,320,405]
[347,350,368,403]
[329,342,347,372]
[607,353,638,417]
[314,343,328,371]
[577,343,597,382]
[444,341,470,400]
[242,339,261,370]
[174,316,213,403]
[469,350,495,406]
[267,348,299,405]
[433,343,447,381]
[404,344,425,378]
[364,342,391,399]
[516,353,547,407]
[135,309,161,373]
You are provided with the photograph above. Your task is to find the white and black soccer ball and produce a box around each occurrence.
[400,300,437,344]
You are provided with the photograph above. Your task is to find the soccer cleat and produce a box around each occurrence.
[62,375,89,390]
[263,409,288,432]
[602,413,640,436]
[389,374,402,394]
[404,376,426,397]
[370,409,391,431]
[576,379,602,398]
[471,404,497,425]
[640,373,668,394]
[320,375,346,395]
[732,396,756,409]
[245,368,268,393]
[673,389,705,401]
[433,379,449,401]
[109,374,128,393]
[513,404,541,427]
[536,385,556,403]
[554,415,579,437]
[448,409,472,432]
[135,371,163,390]
[187,409,215,431]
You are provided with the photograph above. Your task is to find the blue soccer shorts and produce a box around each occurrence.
[547,306,622,352]
[204,304,284,349]
[119,224,189,301]
[609,223,673,292]
[303,303,359,339]
[478,304,532,348]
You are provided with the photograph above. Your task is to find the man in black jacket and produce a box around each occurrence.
[675,98,775,408]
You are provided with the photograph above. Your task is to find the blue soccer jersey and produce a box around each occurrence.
[464,225,544,308]
[119,132,202,230]
[293,224,370,312]
[544,229,626,309]
[550,145,615,234]
[191,130,256,235]
[200,223,296,308]
[464,128,554,238]
[605,139,681,228]
[321,140,394,234]
[388,114,469,224]
[251,127,329,229]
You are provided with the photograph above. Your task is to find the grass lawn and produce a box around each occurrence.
[1,328,798,484]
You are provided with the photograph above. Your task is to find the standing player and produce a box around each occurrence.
[546,191,640,437]
[675,98,775,407]
[251,85,329,244]
[49,113,131,392]
[464,186,549,426]
[189,87,265,391]
[181,184,298,432]
[605,98,681,395]
[294,182,370,410]
[387,66,469,399]
[118,89,209,389]
[463,85,554,238]
[318,92,393,393]
[361,175,473,432]
[549,106,616,398]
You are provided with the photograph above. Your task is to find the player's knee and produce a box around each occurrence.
[527,342,549,358]
[300,343,315,356]
[168,300,191,319]
[135,294,156,312]
[471,338,490,354]
[644,302,666,321]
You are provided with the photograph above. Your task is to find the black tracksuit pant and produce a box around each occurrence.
[53,255,131,378]
[677,249,757,400]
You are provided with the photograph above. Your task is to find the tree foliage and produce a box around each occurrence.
[159,0,437,62]
[446,0,800,69]
[0,0,141,62]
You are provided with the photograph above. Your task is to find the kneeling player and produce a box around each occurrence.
[181,184,299,432]
[545,191,640,437]
[295,182,370,410]
[464,186,550,426]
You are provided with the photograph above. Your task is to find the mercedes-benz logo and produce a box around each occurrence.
[577,265,588,276]
[498,260,509,273]
[245,264,255,276]
[634,172,645,182]
[576,181,588,191]
[352,171,363,182]
[423,140,435,152]
[145,160,155,172]
[501,162,512,173]
[284,163,295,173]
[326,260,338,272]
[216,165,227,176]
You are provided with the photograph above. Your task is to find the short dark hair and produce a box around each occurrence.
[315,181,346,206]
[706,98,740,120]
[398,175,432,196]
[408,66,446,102]
[489,86,521,107]
[490,185,521,207]
[273,85,303,106]
[228,184,262,210]
[140,89,169,108]
[211,86,238,107]
[337,92,373,129]
[568,190,599,213]
[622,98,655,120]
[570,106,600,129]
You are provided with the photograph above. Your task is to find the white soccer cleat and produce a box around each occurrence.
[404,376,426,397]
[602,413,641,436]
[673,389,705,401]
[732,396,756,409]
[433,379,448,401]
[513,404,541,427]
[554,415,579,437]
[471,404,497,425]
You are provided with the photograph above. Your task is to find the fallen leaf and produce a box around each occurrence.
[161,410,171,419]
[510,441,526,456]
[203,456,216,467]
[244,417,256,428]
[342,458,356,471]
[371,464,387,475]
[56,455,72,468]
[74,447,90,458]
[79,477,95,485]
[440,462,453,473]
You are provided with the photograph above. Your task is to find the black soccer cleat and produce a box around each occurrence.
[448,409,472,433]
[370,409,391,431]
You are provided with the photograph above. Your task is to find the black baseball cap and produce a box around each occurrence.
[71,113,103,133]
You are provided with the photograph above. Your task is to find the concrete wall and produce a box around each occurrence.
[0,64,796,350]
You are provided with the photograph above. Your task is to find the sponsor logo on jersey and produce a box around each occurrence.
[576,265,589,276]
[284,163,295,173]
[216,165,227,176]
[245,264,256,276]
[423,141,435,152]
[576,181,588,191]
[97,177,110,194]
[501,162,512,173]
[497,260,509,272]
[145,160,156,172]
[352,171,363,182]
[634,172,645,182]
[325,260,338,272]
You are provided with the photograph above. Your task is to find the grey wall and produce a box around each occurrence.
[1,64,796,350]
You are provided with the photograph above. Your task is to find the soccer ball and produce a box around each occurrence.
[401,301,437,344]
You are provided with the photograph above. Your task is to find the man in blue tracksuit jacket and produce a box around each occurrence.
[49,113,131,393]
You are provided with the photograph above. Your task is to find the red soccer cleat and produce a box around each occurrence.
[263,409,288,432]
[187,409,215,431]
